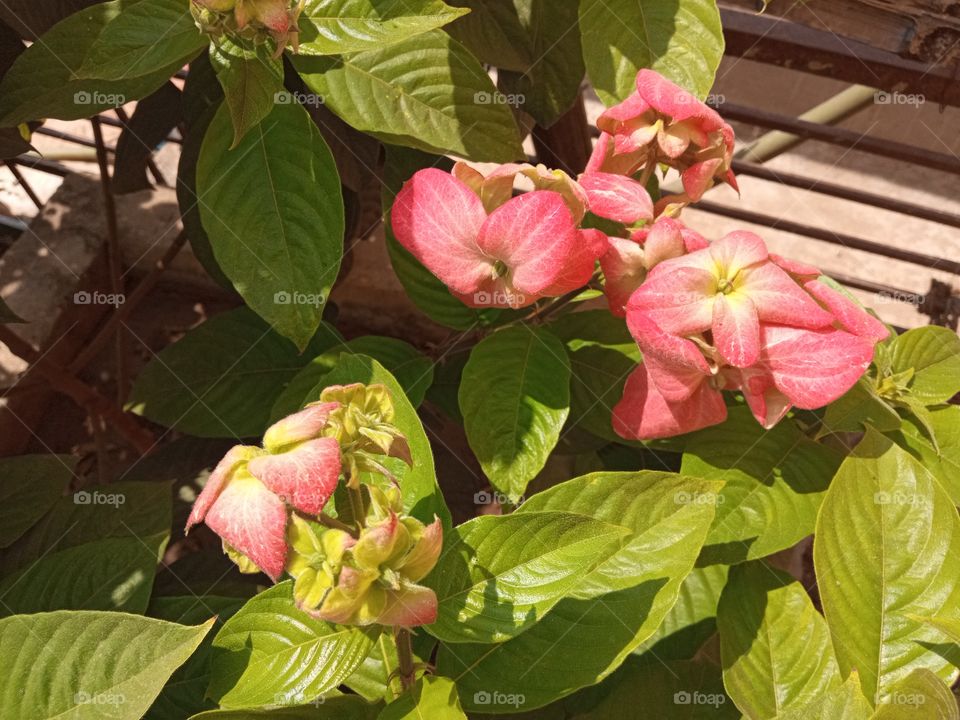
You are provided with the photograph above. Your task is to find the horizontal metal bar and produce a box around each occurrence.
[730,159,960,229]
[714,102,960,176]
[8,155,71,177]
[694,199,960,275]
[35,126,113,154]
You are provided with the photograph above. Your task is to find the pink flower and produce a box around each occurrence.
[391,168,607,309]
[579,172,653,225]
[586,70,737,204]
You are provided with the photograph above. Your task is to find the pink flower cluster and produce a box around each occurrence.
[390,69,888,440]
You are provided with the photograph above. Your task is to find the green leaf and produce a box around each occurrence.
[381,145,501,331]
[437,471,721,710]
[425,512,629,643]
[444,0,534,71]
[78,0,205,80]
[197,102,344,349]
[634,564,727,662]
[0,611,212,720]
[814,429,960,705]
[0,0,194,125]
[681,407,843,565]
[190,697,381,719]
[917,615,960,644]
[872,669,959,719]
[0,454,74,548]
[889,326,960,404]
[0,535,166,616]
[821,376,902,435]
[717,561,841,718]
[127,308,342,438]
[208,582,378,708]
[308,354,451,529]
[896,406,960,506]
[776,673,872,720]
[270,336,434,420]
[378,676,466,719]
[0,297,24,323]
[295,30,524,162]
[298,0,468,55]
[460,326,571,500]
[547,310,640,443]
[578,0,725,105]
[210,37,285,147]
[344,633,407,703]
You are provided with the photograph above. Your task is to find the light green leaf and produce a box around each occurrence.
[437,471,721,710]
[295,31,524,162]
[814,429,960,706]
[0,611,212,720]
[777,673,872,720]
[378,676,466,719]
[190,698,381,719]
[127,308,342,437]
[578,0,725,105]
[78,0,205,80]
[425,512,629,643]
[682,407,842,565]
[634,564,727,661]
[0,0,193,126]
[344,633,407,703]
[208,582,377,708]
[298,0,468,55]
[308,354,451,529]
[0,454,74,548]
[210,37,284,147]
[917,615,960,644]
[896,406,960,506]
[460,326,571,500]
[821,376,902,435]
[872,669,958,719]
[197,101,344,349]
[889,326,960,404]
[717,561,841,718]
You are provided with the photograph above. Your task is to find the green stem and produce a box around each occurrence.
[348,484,366,532]
[394,627,416,691]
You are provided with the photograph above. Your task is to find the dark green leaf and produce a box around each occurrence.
[209,37,284,147]
[0,454,74,548]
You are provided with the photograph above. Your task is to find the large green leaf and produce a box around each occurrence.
[298,0,467,55]
[460,326,571,500]
[210,37,284,147]
[379,676,466,719]
[78,0,205,80]
[444,0,534,71]
[888,326,960,404]
[814,430,960,706]
[776,673,872,720]
[0,454,74,548]
[0,0,193,125]
[437,471,720,710]
[306,354,451,529]
[127,308,342,438]
[578,0,724,105]
[0,611,212,720]
[208,582,377,708]
[871,669,958,719]
[681,407,842,565]
[344,633,406,703]
[546,310,640,444]
[896,405,960,506]
[197,102,344,349]
[717,561,841,718]
[190,697,381,719]
[295,30,524,162]
[425,512,628,643]
[821,376,902,435]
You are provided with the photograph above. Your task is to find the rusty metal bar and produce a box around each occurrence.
[8,155,70,177]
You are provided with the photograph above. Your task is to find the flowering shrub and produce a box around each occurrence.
[1,1,960,719]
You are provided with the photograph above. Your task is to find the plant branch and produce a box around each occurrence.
[394,627,416,691]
